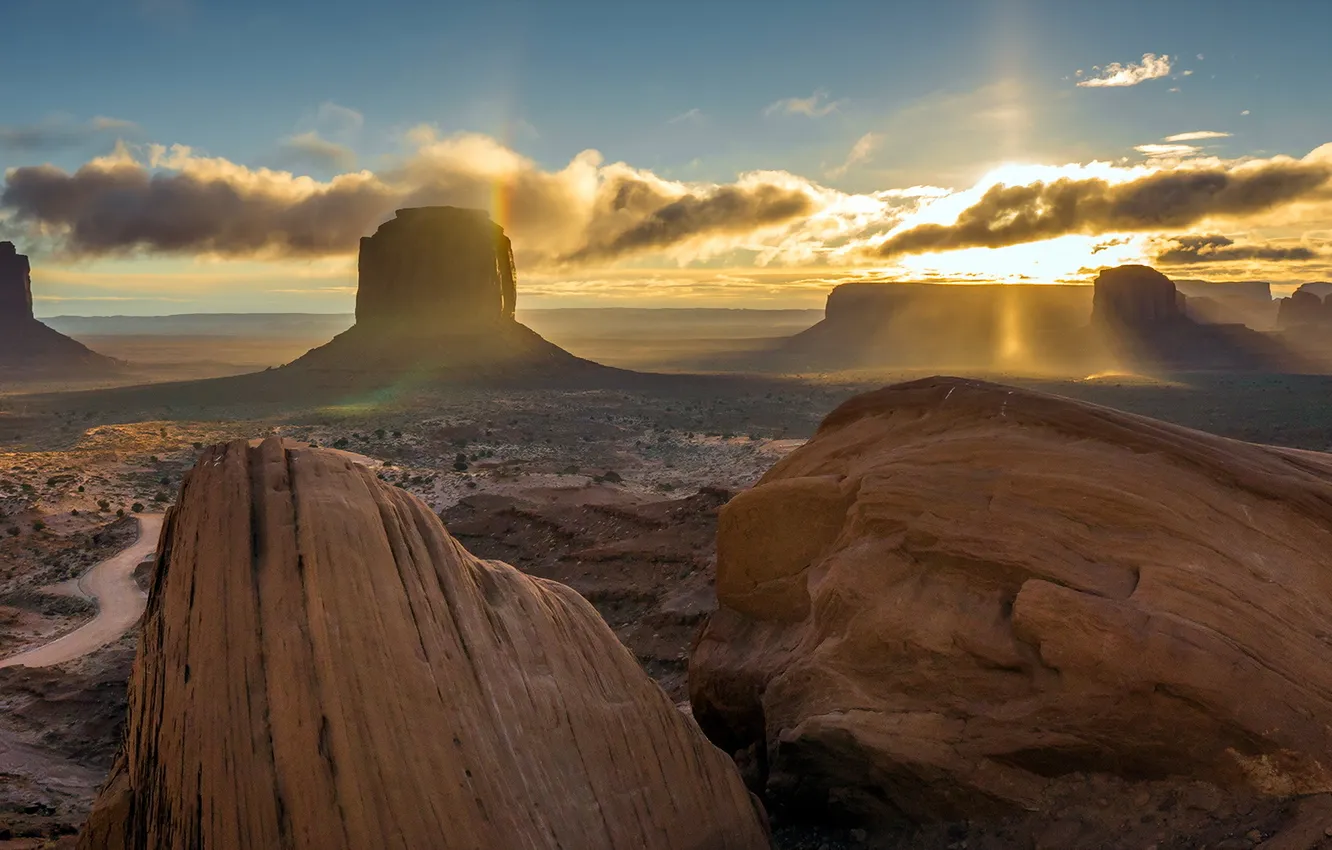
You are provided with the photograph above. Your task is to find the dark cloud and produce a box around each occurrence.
[1154,234,1318,264]
[0,116,140,153]
[564,176,814,263]
[870,158,1332,258]
[1,151,394,257]
[0,136,829,265]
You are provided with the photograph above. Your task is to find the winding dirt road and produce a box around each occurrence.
[0,513,163,669]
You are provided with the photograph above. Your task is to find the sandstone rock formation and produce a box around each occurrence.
[0,242,121,378]
[0,241,34,320]
[690,377,1332,830]
[1091,264,1183,327]
[770,283,1099,372]
[1174,279,1279,330]
[356,206,516,330]
[1278,286,1331,329]
[286,208,603,387]
[80,437,768,849]
[1091,265,1299,370]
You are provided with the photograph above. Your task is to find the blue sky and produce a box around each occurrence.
[4,0,1332,313]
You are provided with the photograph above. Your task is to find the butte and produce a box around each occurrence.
[0,242,122,380]
[281,206,607,389]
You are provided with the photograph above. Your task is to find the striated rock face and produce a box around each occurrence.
[0,241,34,322]
[356,206,516,331]
[690,377,1332,829]
[80,438,768,850]
[1092,264,1182,327]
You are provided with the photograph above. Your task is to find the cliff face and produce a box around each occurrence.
[79,438,768,850]
[0,242,34,323]
[355,207,517,332]
[1278,285,1332,330]
[1092,264,1183,327]
[287,206,603,386]
[0,242,121,377]
[776,282,1097,372]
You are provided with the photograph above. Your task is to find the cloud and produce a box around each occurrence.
[276,131,357,171]
[1,131,904,269]
[764,89,843,118]
[866,153,1332,259]
[1241,110,1251,116]
[668,108,705,125]
[0,115,141,153]
[314,102,364,133]
[1164,131,1232,142]
[1076,53,1172,88]
[1153,233,1319,264]
[1135,143,1201,158]
[825,132,882,179]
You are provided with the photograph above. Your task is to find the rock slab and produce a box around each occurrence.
[691,376,1332,828]
[80,437,767,849]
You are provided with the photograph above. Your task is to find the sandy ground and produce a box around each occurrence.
[0,515,161,670]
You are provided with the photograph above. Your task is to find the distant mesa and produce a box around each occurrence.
[762,264,1311,375]
[1091,264,1298,371]
[1277,283,1332,330]
[1091,264,1184,327]
[770,282,1096,373]
[285,207,604,386]
[0,241,122,379]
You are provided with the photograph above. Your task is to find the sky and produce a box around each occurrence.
[3,0,1332,315]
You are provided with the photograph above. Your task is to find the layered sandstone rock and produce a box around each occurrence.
[1092,264,1182,327]
[287,207,602,385]
[691,377,1332,829]
[0,242,121,377]
[80,438,768,849]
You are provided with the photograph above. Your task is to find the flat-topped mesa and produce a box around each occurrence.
[1092,264,1183,328]
[0,241,34,323]
[355,206,517,333]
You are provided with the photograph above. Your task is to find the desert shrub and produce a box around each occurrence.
[153,492,168,503]
[333,438,349,449]
[453,453,469,472]
[392,430,402,438]
[6,526,18,537]
[375,429,386,440]
[131,503,144,513]
[148,455,159,464]
[97,499,110,511]
[77,485,85,492]
[31,520,45,532]
[193,441,204,450]
[71,509,79,516]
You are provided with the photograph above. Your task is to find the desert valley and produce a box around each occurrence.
[6,3,1332,847]
[0,207,1331,848]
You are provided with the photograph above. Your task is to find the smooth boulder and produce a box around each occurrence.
[80,437,768,849]
[690,376,1332,828]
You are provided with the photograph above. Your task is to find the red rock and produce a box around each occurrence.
[1092,264,1182,327]
[79,438,768,849]
[690,377,1332,828]
[0,242,121,377]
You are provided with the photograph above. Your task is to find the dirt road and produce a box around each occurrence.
[0,513,163,669]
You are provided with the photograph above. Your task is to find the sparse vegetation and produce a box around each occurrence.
[132,503,145,513]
